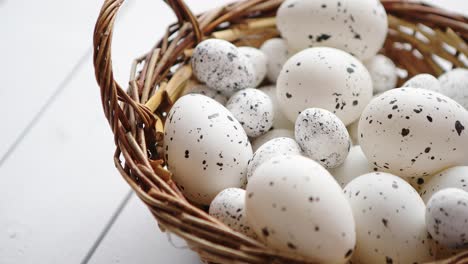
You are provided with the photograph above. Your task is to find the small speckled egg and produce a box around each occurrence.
[277,0,388,60]
[226,88,274,137]
[246,155,356,263]
[164,94,253,205]
[260,38,291,83]
[191,39,255,93]
[209,188,256,238]
[295,108,351,169]
[247,137,302,180]
[239,47,268,87]
[420,166,468,203]
[359,88,468,178]
[426,188,468,249]
[251,129,295,151]
[183,84,228,105]
[438,68,468,110]
[344,172,434,264]
[403,73,441,92]
[329,146,374,188]
[258,85,294,130]
[364,54,398,94]
[277,47,373,125]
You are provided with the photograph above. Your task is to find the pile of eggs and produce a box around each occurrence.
[163,0,468,263]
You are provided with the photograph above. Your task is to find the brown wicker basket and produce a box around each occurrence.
[93,0,468,263]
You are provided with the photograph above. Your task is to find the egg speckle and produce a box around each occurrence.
[239,47,268,87]
[438,68,468,110]
[364,54,398,94]
[260,38,291,83]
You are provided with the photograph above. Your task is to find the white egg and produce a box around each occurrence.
[260,38,290,83]
[191,39,255,93]
[239,47,268,87]
[209,188,256,238]
[359,88,468,178]
[164,94,253,205]
[258,85,294,130]
[347,118,360,145]
[183,84,228,105]
[426,188,468,249]
[277,47,373,125]
[420,166,468,203]
[247,137,302,180]
[226,88,274,137]
[344,172,434,264]
[364,54,398,94]
[295,108,351,169]
[246,155,356,263]
[277,0,388,60]
[329,146,374,188]
[403,73,441,92]
[438,68,468,110]
[251,129,295,151]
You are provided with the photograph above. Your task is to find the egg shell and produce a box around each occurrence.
[251,129,295,151]
[247,137,302,180]
[347,118,360,145]
[260,38,290,83]
[420,166,468,203]
[183,84,228,105]
[191,39,255,92]
[426,188,468,249]
[359,88,468,178]
[364,54,398,94]
[295,108,351,169]
[226,88,274,137]
[438,68,468,110]
[258,85,295,130]
[344,172,434,264]
[329,146,374,188]
[277,47,373,126]
[209,188,256,238]
[277,0,388,60]
[239,47,268,87]
[164,94,253,205]
[246,155,356,263]
[403,73,441,92]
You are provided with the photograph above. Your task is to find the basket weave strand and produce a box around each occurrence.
[93,0,468,263]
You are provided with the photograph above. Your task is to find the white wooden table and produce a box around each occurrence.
[0,1,466,263]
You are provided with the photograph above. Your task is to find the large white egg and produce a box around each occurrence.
[329,146,374,188]
[420,166,468,203]
[164,94,253,205]
[277,0,388,60]
[277,47,373,125]
[260,38,291,83]
[251,129,295,151]
[239,47,268,87]
[246,155,356,263]
[258,85,294,130]
[344,172,434,263]
[359,88,468,178]
[364,54,398,94]
[438,68,468,110]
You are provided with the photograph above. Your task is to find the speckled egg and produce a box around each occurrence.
[164,94,253,205]
[258,85,294,130]
[247,137,302,180]
[251,129,295,151]
[183,84,228,105]
[260,38,291,83]
[359,88,468,178]
[277,0,388,60]
[438,68,468,110]
[403,73,441,92]
[329,146,374,188]
[239,47,268,87]
[426,188,468,249]
[364,54,398,94]
[344,172,434,264]
[295,108,351,169]
[277,47,373,125]
[191,39,255,93]
[420,166,468,203]
[209,188,256,238]
[226,88,274,137]
[246,155,356,263]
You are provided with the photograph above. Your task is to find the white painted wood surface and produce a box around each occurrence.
[0,1,466,264]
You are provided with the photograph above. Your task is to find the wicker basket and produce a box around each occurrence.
[93,0,468,263]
